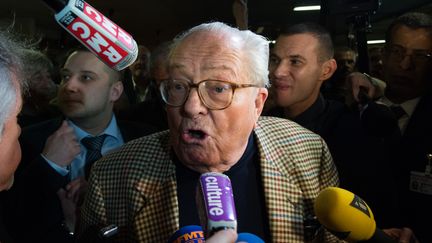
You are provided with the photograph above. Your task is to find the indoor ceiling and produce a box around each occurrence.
[1,0,431,49]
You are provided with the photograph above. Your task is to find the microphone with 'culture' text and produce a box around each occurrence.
[196,172,237,238]
[42,0,138,70]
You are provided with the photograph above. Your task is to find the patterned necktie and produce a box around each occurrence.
[81,134,107,178]
[390,105,406,120]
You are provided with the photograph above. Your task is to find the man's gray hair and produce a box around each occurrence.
[21,49,53,83]
[169,22,270,88]
[0,30,24,139]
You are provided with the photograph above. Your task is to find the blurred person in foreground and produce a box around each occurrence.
[78,21,339,242]
[0,29,25,242]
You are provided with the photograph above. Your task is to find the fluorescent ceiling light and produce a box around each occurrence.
[367,40,386,44]
[293,5,321,11]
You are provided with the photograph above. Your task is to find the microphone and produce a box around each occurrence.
[236,233,264,243]
[196,172,237,238]
[167,225,205,243]
[42,0,138,70]
[314,187,397,243]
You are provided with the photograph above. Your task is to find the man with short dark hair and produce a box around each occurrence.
[265,22,344,141]
[267,21,419,242]
[5,48,156,243]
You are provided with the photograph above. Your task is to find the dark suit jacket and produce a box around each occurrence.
[0,193,13,243]
[330,94,432,243]
[4,117,156,243]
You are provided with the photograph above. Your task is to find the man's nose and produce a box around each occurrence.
[399,54,414,70]
[272,62,290,78]
[62,77,79,92]
[183,88,207,116]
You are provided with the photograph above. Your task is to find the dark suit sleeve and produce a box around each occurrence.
[4,119,73,242]
[5,155,71,242]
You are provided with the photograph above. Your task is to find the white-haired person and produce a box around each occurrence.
[0,29,25,242]
[78,22,339,242]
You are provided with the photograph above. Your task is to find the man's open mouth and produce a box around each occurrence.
[187,129,206,139]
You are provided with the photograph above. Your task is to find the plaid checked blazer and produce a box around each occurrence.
[79,116,339,242]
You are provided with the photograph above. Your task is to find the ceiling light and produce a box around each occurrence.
[367,40,386,44]
[293,5,321,11]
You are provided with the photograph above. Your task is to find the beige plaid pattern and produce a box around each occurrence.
[79,116,340,242]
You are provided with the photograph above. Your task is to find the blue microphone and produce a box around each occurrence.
[167,225,205,243]
[236,232,265,243]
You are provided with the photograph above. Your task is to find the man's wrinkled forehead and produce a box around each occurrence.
[169,32,241,75]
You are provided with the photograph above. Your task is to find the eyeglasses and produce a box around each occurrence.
[386,45,432,65]
[159,79,262,110]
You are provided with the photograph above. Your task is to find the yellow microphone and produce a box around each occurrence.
[314,187,396,243]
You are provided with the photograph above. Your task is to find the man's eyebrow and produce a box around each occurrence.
[288,54,306,60]
[202,64,233,71]
[269,53,306,61]
[59,69,97,75]
[80,70,97,75]
[170,63,235,76]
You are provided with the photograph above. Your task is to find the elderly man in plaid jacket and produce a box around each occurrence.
[78,21,339,242]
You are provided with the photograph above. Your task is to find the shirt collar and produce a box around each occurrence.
[293,94,326,126]
[67,115,121,141]
[379,96,420,117]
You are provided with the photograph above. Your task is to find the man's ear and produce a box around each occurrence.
[253,88,268,128]
[110,81,124,102]
[320,58,337,82]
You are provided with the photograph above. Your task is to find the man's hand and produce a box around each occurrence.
[345,72,376,106]
[42,120,80,167]
[65,177,89,206]
[383,227,419,243]
[57,177,89,233]
[232,0,248,30]
[206,229,237,243]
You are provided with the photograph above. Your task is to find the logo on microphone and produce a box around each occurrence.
[349,195,371,218]
[172,231,204,243]
[168,225,205,243]
[204,176,225,216]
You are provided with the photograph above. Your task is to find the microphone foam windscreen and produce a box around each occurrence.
[314,187,376,242]
[236,232,265,243]
[167,225,204,243]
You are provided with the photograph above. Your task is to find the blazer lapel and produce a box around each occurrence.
[255,131,305,242]
[130,141,180,241]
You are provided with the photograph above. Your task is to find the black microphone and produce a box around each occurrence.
[78,224,118,243]
[314,187,397,243]
[42,0,138,70]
